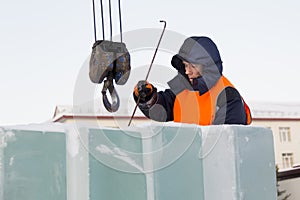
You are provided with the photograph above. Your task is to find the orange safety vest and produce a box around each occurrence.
[173,75,252,125]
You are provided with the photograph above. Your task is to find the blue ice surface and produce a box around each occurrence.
[0,123,277,200]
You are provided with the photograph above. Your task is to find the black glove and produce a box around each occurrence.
[134,80,155,102]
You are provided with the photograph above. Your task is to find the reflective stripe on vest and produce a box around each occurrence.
[173,76,250,125]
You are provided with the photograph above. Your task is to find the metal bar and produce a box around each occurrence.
[145,20,166,81]
[128,20,167,126]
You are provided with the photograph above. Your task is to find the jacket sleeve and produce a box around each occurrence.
[213,87,247,125]
[136,89,176,122]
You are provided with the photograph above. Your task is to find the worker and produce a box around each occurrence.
[133,36,251,125]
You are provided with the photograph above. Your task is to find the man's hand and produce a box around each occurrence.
[134,80,154,101]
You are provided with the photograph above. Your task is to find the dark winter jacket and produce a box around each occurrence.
[135,36,251,125]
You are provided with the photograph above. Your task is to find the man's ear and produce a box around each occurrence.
[194,64,204,75]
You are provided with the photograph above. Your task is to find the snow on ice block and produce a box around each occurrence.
[0,124,67,200]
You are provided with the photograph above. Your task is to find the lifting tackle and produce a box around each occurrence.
[89,0,131,112]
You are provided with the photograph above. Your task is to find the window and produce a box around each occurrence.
[279,127,291,142]
[282,153,294,168]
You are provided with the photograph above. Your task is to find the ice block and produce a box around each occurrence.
[0,123,277,200]
[0,125,66,200]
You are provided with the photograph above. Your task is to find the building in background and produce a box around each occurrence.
[250,102,300,171]
[52,103,150,128]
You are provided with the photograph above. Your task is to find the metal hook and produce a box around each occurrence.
[102,75,120,112]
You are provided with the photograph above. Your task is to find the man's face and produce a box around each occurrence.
[183,61,203,84]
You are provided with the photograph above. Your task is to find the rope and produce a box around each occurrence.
[99,0,105,40]
[108,0,112,41]
[118,0,123,43]
[92,0,97,42]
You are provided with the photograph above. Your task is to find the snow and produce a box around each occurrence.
[3,122,67,133]
[250,101,300,118]
[95,144,145,172]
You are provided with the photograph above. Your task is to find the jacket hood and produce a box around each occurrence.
[176,36,223,94]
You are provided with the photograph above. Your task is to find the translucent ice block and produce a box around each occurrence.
[200,125,277,200]
[0,123,277,200]
[0,124,67,200]
[88,127,147,200]
[140,124,276,200]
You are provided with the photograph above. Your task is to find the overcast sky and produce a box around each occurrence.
[1,0,300,125]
